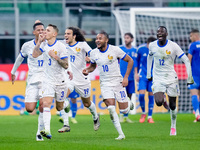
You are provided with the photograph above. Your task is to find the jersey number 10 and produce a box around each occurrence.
[102,65,109,72]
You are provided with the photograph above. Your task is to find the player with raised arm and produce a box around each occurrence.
[58,27,100,133]
[83,31,134,140]
[147,26,193,135]
[119,32,137,123]
[188,29,200,122]
[11,20,45,141]
[135,37,156,123]
[32,24,68,139]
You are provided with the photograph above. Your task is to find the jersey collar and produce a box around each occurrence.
[99,44,109,53]
[69,42,79,47]
[157,40,168,47]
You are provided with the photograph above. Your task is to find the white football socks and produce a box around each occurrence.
[195,109,199,118]
[108,105,124,136]
[170,108,177,129]
[37,112,44,135]
[88,101,98,120]
[43,107,51,132]
[60,109,69,126]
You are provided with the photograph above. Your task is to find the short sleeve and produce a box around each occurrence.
[188,43,194,55]
[20,43,28,58]
[83,42,92,53]
[89,49,96,64]
[116,46,126,60]
[59,42,68,59]
[174,42,184,58]
[40,41,47,53]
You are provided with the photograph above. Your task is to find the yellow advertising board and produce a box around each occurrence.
[0,80,112,115]
[0,80,168,115]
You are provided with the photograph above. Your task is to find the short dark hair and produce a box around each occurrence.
[33,22,44,30]
[147,36,156,44]
[190,29,199,34]
[48,24,59,33]
[124,32,134,39]
[158,26,167,32]
[99,31,109,39]
[68,26,85,41]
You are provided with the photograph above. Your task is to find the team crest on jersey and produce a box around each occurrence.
[75,47,81,54]
[166,50,171,55]
[52,49,57,55]
[108,55,113,63]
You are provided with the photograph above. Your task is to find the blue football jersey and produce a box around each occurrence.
[188,41,200,77]
[119,45,137,80]
[137,44,153,79]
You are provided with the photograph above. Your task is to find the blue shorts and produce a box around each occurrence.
[188,76,200,90]
[125,80,135,94]
[68,89,80,99]
[138,78,153,92]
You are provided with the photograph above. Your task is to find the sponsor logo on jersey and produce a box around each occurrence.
[166,50,171,55]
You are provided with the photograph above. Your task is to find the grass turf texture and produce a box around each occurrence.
[0,113,199,150]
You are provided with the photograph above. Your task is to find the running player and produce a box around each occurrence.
[83,31,134,140]
[58,27,100,133]
[11,20,45,141]
[32,24,68,139]
[147,26,193,135]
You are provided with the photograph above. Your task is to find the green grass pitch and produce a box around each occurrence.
[0,113,200,150]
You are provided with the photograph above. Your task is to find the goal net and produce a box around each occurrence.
[113,8,200,113]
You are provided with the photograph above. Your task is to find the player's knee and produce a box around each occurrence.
[169,102,176,110]
[155,98,163,106]
[83,102,90,108]
[56,105,63,111]
[26,108,35,113]
[25,103,36,112]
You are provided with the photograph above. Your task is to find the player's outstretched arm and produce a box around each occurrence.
[32,34,44,58]
[11,54,24,84]
[180,54,194,85]
[83,63,96,75]
[122,55,133,87]
[147,54,153,80]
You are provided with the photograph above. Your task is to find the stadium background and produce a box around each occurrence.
[0,0,199,115]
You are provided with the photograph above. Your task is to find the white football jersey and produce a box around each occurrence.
[90,44,126,86]
[66,41,91,85]
[42,40,68,85]
[149,40,184,84]
[20,39,46,84]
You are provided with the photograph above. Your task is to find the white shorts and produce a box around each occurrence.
[25,82,42,103]
[42,82,67,102]
[101,83,128,103]
[152,81,180,97]
[67,81,91,98]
